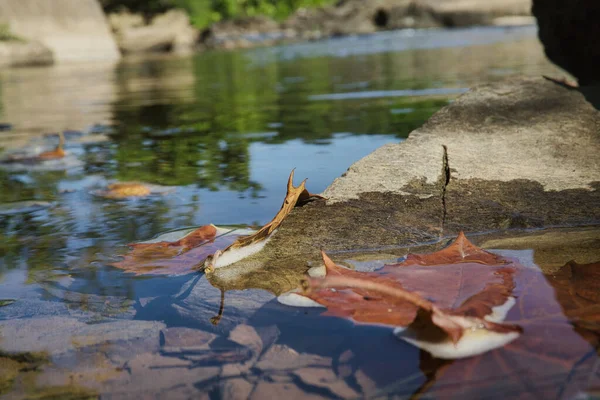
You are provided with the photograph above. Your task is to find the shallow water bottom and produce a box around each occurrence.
[1,226,599,399]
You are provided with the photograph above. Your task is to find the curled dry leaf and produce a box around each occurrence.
[204,170,324,272]
[281,233,521,359]
[37,132,66,160]
[109,170,322,275]
[1,132,66,164]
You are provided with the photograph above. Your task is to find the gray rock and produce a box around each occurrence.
[0,316,165,354]
[324,77,600,202]
[110,9,198,54]
[0,40,53,67]
[0,0,120,63]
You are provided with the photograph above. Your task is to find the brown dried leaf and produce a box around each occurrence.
[286,238,600,398]
[205,170,323,271]
[96,182,152,199]
[37,132,66,160]
[1,132,65,163]
[300,236,521,356]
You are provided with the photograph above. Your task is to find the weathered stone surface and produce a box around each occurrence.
[421,0,531,27]
[0,40,53,67]
[208,77,599,294]
[110,9,198,54]
[533,0,600,84]
[325,77,599,201]
[0,0,120,62]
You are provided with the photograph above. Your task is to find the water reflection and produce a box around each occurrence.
[0,25,576,398]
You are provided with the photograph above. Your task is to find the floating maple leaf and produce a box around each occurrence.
[204,170,323,272]
[279,234,600,398]
[280,233,522,359]
[415,257,600,399]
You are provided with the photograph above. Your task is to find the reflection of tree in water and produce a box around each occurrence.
[106,49,449,192]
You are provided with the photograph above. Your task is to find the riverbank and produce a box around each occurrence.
[0,0,535,67]
[109,0,535,53]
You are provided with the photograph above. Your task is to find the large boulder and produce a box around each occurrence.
[532,0,600,85]
[419,0,532,27]
[208,76,600,293]
[110,9,199,54]
[0,0,120,62]
[0,40,53,67]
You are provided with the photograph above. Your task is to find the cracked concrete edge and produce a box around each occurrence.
[322,140,446,203]
[322,77,600,204]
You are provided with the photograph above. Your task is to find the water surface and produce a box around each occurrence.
[0,25,581,398]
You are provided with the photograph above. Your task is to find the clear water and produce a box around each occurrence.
[0,25,583,398]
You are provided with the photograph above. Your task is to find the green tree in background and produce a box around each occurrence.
[100,0,333,28]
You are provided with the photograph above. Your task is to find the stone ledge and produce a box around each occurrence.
[0,40,53,67]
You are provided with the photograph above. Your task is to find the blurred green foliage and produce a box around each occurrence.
[99,0,333,28]
[0,24,22,42]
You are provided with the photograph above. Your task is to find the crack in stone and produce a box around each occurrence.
[440,145,451,234]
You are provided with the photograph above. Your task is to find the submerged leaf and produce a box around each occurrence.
[205,170,323,272]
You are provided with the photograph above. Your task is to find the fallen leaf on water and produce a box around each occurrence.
[37,132,66,160]
[0,132,65,163]
[280,234,600,398]
[412,256,600,399]
[111,225,251,275]
[280,233,521,359]
[101,182,151,198]
[92,181,177,199]
[204,170,324,272]
[109,170,321,275]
